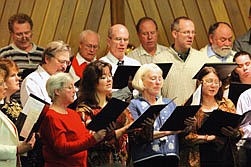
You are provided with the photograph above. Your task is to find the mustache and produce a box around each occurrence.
[221,46,231,50]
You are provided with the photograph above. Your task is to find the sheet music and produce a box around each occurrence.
[191,84,202,105]
[20,95,46,138]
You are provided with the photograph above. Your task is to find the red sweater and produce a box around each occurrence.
[40,108,96,167]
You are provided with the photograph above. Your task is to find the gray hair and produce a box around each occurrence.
[46,72,73,101]
[132,63,163,92]
[42,40,72,64]
[79,30,100,43]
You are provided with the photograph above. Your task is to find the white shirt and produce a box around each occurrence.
[236,88,251,148]
[100,51,141,75]
[100,52,141,100]
[20,65,51,106]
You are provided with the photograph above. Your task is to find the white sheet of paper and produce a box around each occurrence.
[20,95,46,138]
[191,84,202,105]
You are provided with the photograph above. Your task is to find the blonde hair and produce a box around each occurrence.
[132,63,163,92]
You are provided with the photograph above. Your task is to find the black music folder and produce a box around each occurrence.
[193,63,237,80]
[17,94,50,141]
[156,63,172,79]
[198,109,243,137]
[160,105,201,131]
[228,82,251,106]
[127,104,168,130]
[113,65,139,89]
[112,63,172,89]
[86,98,129,131]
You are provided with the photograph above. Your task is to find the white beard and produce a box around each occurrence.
[212,45,232,57]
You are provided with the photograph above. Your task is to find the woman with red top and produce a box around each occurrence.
[39,72,106,167]
[76,60,134,167]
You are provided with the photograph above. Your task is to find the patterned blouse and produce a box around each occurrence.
[1,98,22,124]
[77,103,134,167]
[179,97,240,167]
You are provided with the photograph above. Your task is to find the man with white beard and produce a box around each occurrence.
[200,22,236,62]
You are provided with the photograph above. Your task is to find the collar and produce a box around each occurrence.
[106,51,124,64]
[138,44,163,56]
[171,44,190,55]
[171,44,190,61]
[207,45,233,59]
[76,52,94,65]
[10,42,37,53]
[37,65,51,79]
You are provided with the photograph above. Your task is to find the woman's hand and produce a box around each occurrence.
[17,133,36,154]
[106,121,116,132]
[184,116,197,127]
[221,126,241,138]
[93,129,107,142]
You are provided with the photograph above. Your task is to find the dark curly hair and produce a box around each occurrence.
[8,13,33,32]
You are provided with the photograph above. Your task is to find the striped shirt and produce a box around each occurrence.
[0,43,43,77]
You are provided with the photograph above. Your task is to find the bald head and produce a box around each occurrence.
[107,24,129,60]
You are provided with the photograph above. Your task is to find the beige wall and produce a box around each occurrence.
[0,0,250,59]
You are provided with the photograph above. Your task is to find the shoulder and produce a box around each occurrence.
[0,45,13,53]
[157,44,168,51]
[199,45,208,52]
[218,97,236,113]
[235,29,251,41]
[239,88,251,99]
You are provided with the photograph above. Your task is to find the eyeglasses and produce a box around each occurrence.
[53,57,71,66]
[177,30,196,36]
[13,31,32,39]
[84,44,99,50]
[202,78,222,87]
[111,37,129,43]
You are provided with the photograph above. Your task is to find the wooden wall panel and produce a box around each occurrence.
[0,0,20,46]
[54,0,77,42]
[197,0,216,36]
[67,0,92,53]
[38,0,64,46]
[31,0,49,44]
[18,0,35,15]
[0,0,6,20]
[237,0,251,29]
[210,0,231,25]
[155,0,174,45]
[124,1,139,47]
[85,0,106,31]
[0,0,250,57]
[224,0,246,38]
[96,0,111,58]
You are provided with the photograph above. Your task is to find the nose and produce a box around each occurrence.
[224,39,232,46]
[147,32,152,39]
[107,76,112,81]
[4,83,8,89]
[16,75,20,81]
[243,64,248,71]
